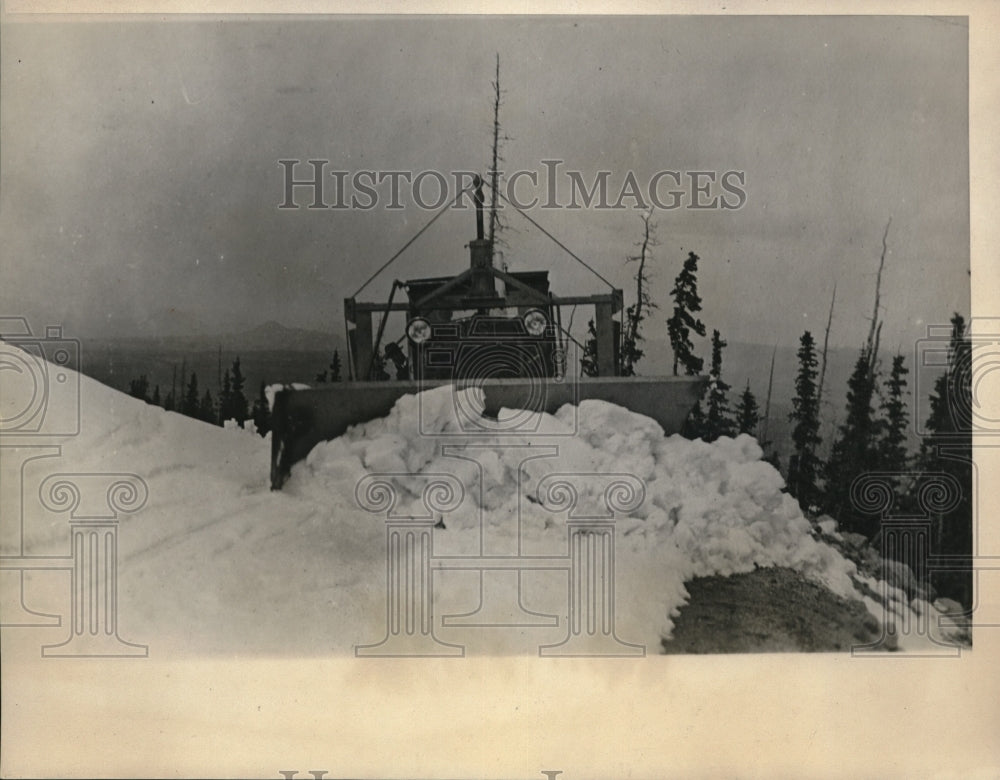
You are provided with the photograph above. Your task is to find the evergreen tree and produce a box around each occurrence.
[315,351,343,383]
[824,346,881,533]
[919,314,971,442]
[200,388,216,424]
[165,365,178,412]
[917,313,972,607]
[681,399,706,440]
[580,319,599,377]
[182,372,200,418]
[128,374,151,403]
[251,381,271,437]
[218,369,233,423]
[151,384,161,407]
[330,350,342,382]
[877,353,911,474]
[735,381,760,437]
[666,251,706,376]
[229,357,248,425]
[701,330,736,441]
[788,331,823,512]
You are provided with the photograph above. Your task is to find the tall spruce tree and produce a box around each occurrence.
[182,372,200,418]
[151,384,161,407]
[788,331,823,512]
[735,381,760,437]
[701,329,736,441]
[200,388,216,424]
[824,346,881,534]
[878,353,911,474]
[218,369,233,423]
[229,357,248,425]
[666,251,706,376]
[580,319,599,377]
[681,399,706,440]
[128,375,150,403]
[329,350,342,382]
[917,313,972,607]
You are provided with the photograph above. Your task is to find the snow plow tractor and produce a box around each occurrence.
[269,177,707,489]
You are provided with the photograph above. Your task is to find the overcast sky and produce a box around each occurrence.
[1,15,968,350]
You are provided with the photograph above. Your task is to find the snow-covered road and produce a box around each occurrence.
[2,353,959,657]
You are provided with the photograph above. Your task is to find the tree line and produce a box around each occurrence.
[592,210,972,607]
[127,350,344,437]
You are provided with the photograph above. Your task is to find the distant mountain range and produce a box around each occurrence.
[94,320,346,354]
[79,322,347,403]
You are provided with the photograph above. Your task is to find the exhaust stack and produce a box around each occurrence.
[470,174,495,298]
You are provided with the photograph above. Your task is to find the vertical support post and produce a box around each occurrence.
[595,300,615,377]
[353,309,374,381]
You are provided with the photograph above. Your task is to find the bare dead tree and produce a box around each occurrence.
[817,281,837,409]
[487,53,514,257]
[621,207,658,376]
[760,342,777,449]
[864,217,891,378]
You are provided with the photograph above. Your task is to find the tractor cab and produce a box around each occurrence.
[344,176,619,385]
[270,175,703,489]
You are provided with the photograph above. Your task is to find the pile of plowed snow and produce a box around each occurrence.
[290,386,895,650]
[2,350,952,655]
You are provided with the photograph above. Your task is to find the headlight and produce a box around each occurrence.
[522,309,548,337]
[406,317,432,344]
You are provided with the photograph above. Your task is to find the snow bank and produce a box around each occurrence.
[288,386,888,650]
[4,348,950,655]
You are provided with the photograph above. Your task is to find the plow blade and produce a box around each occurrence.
[269,375,707,489]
